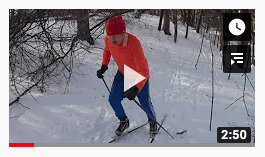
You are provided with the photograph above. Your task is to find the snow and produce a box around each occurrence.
[9,14,255,143]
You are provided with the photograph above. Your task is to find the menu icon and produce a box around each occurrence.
[223,45,251,73]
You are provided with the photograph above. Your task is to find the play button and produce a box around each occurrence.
[124,65,145,92]
[231,59,235,65]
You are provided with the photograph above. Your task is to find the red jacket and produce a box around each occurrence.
[102,33,149,92]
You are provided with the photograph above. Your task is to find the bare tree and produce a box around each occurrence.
[191,9,196,27]
[181,9,186,24]
[134,9,149,19]
[213,30,218,45]
[162,9,171,35]
[252,36,255,66]
[9,9,80,107]
[134,9,141,19]
[9,9,134,107]
[173,10,178,43]
[75,9,94,45]
[185,9,191,39]
[158,9,164,31]
[196,9,203,33]
[219,22,224,51]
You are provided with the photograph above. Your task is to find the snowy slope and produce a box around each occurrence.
[9,14,255,143]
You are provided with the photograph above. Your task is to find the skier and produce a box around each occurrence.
[96,15,157,136]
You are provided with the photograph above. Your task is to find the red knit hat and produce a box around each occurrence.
[106,15,126,36]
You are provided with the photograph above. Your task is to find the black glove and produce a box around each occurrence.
[123,86,139,100]
[97,65,108,79]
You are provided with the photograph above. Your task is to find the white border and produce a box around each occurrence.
[3,1,261,157]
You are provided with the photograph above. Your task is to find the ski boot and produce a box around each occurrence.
[149,121,158,137]
[115,117,130,136]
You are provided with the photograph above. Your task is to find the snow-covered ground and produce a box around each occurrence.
[9,14,255,143]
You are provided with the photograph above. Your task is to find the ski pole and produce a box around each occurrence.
[102,77,111,93]
[102,77,174,139]
[132,99,174,139]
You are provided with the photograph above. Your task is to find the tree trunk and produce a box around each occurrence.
[76,9,94,45]
[185,10,191,39]
[206,22,209,33]
[152,10,156,15]
[252,12,255,66]
[217,35,219,48]
[185,22,188,39]
[180,10,183,24]
[196,9,203,33]
[193,9,196,27]
[163,9,171,35]
[214,30,218,45]
[158,9,164,31]
[194,10,198,27]
[252,39,255,65]
[174,10,178,43]
[219,31,224,51]
[219,10,226,51]
[172,9,177,25]
[183,9,186,24]
[188,9,192,26]
[134,9,141,19]
[204,17,210,36]
[135,9,147,19]
[191,9,195,27]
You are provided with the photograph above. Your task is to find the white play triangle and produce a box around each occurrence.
[231,59,235,65]
[124,64,146,92]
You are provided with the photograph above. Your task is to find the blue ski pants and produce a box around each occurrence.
[108,70,156,122]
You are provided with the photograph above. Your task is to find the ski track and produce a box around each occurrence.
[9,14,255,143]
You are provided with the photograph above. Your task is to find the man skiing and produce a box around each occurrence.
[96,15,157,136]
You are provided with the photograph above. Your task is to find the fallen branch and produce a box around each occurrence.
[225,96,243,110]
[176,130,187,135]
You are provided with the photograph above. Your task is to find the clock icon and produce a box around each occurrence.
[229,18,246,36]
